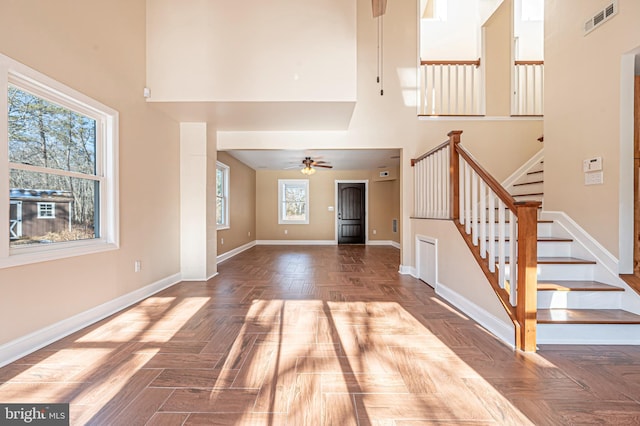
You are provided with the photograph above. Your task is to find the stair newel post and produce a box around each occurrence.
[515,201,541,352]
[448,130,462,221]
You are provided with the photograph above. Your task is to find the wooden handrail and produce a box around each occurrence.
[514,60,544,66]
[433,130,539,351]
[421,59,481,68]
[411,140,449,166]
[455,144,518,212]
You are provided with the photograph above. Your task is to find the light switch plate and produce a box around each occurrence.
[585,171,604,185]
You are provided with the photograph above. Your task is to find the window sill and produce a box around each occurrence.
[0,241,119,270]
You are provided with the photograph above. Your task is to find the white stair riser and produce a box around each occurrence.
[491,241,572,257]
[511,182,544,194]
[537,291,622,309]
[537,323,640,345]
[505,263,595,281]
[480,222,553,238]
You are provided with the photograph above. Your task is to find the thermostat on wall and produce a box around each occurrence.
[379,171,389,177]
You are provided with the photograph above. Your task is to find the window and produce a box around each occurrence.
[37,202,55,219]
[1,54,119,268]
[422,0,447,21]
[521,0,543,21]
[278,179,309,224]
[216,161,229,229]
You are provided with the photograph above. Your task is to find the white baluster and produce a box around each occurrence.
[509,210,518,306]
[464,162,471,234]
[444,146,450,218]
[471,169,478,246]
[459,154,464,225]
[488,191,496,272]
[479,180,487,257]
[497,199,506,289]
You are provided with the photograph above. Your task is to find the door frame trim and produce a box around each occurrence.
[334,180,368,244]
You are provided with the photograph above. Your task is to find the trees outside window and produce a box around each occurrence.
[278,179,309,224]
[1,53,119,268]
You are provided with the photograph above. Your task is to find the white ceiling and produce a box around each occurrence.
[226,148,401,171]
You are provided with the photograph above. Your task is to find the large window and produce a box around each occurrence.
[278,179,309,224]
[1,54,119,268]
[216,161,229,229]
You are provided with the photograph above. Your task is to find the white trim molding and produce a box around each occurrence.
[436,283,515,348]
[398,265,416,276]
[0,273,182,368]
[256,240,337,246]
[367,240,400,249]
[501,148,544,189]
[217,241,256,263]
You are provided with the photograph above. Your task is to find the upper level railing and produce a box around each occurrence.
[513,60,544,116]
[412,130,540,352]
[419,60,483,116]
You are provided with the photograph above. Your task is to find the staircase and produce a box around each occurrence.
[506,159,640,345]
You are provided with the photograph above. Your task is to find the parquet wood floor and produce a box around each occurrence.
[1,245,640,425]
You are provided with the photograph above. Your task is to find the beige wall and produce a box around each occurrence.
[255,169,401,242]
[369,175,401,243]
[544,0,640,261]
[483,0,513,116]
[217,152,256,255]
[146,0,356,102]
[0,1,181,344]
[218,0,543,268]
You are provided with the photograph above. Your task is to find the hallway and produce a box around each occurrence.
[0,245,639,424]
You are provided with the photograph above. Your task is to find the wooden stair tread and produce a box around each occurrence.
[502,257,596,264]
[538,309,640,324]
[513,192,544,197]
[513,180,544,187]
[538,280,624,292]
[620,274,640,296]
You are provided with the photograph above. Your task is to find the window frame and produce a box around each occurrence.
[0,53,119,269]
[37,202,56,219]
[278,179,309,225]
[216,161,230,230]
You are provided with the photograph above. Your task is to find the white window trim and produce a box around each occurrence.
[0,53,119,269]
[216,161,230,230]
[278,179,309,225]
[37,202,56,219]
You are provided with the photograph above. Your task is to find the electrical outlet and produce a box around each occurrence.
[221,238,224,245]
[134,260,141,272]
[284,229,288,235]
[248,231,251,237]
[373,229,377,235]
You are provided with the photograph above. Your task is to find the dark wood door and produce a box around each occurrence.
[338,183,365,244]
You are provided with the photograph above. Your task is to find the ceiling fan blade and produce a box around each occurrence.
[372,0,387,17]
[314,164,333,168]
[312,160,328,165]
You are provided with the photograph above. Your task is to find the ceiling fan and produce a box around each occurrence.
[299,157,332,175]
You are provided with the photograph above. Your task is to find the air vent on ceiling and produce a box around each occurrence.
[584,1,618,35]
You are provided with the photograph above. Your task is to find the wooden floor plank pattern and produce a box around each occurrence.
[1,245,640,425]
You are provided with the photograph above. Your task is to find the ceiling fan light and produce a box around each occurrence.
[301,166,316,175]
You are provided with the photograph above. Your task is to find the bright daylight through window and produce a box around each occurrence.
[278,179,309,224]
[1,54,118,267]
[216,161,229,228]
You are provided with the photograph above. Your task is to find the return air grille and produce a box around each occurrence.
[584,1,618,35]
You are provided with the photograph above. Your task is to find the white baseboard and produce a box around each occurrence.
[501,148,544,189]
[436,283,515,348]
[217,241,256,264]
[398,265,416,276]
[541,210,619,275]
[367,240,400,249]
[538,324,640,345]
[256,240,337,245]
[0,272,182,368]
